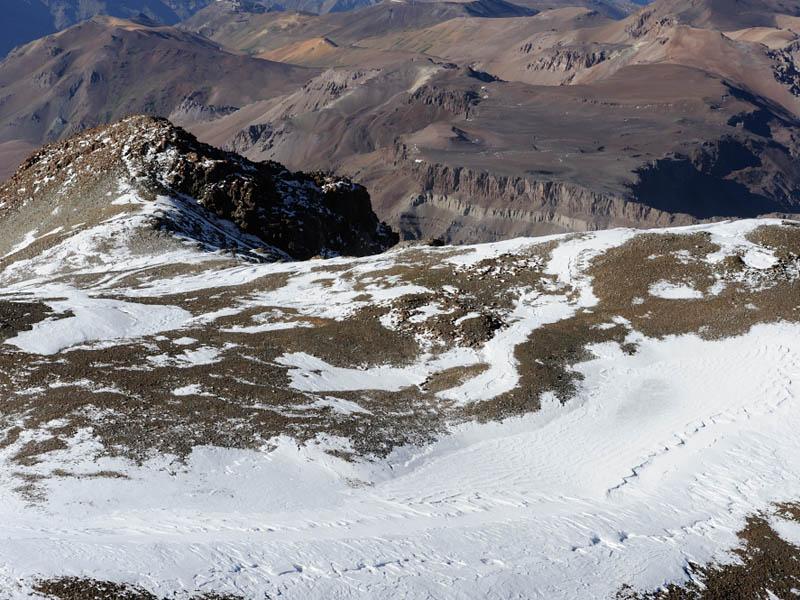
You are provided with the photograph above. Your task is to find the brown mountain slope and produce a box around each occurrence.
[356,7,617,77]
[259,36,342,63]
[0,141,37,182]
[180,0,537,56]
[0,16,317,179]
[181,0,800,242]
[190,56,800,242]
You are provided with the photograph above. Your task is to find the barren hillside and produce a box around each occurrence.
[0,117,798,598]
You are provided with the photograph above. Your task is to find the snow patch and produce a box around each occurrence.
[743,247,778,270]
[4,286,191,355]
[648,281,704,300]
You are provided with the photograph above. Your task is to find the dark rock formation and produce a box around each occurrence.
[0,115,398,260]
[407,86,482,119]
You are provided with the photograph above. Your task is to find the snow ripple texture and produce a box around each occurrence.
[0,215,797,598]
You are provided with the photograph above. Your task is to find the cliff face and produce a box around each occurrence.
[0,115,398,260]
[384,122,800,243]
[388,144,692,242]
[521,44,627,84]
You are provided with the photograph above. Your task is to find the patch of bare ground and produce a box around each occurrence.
[13,436,69,467]
[472,224,800,421]
[0,246,554,473]
[3,225,800,486]
[12,472,47,503]
[618,503,800,599]
[49,468,128,479]
[0,299,56,341]
[468,314,636,421]
[34,577,244,600]
[122,269,291,304]
[320,389,450,458]
[421,363,490,394]
[590,226,800,339]
[0,335,303,464]
[776,501,800,521]
[747,222,800,256]
[380,245,553,312]
[267,305,421,366]
[0,295,426,472]
[369,246,556,354]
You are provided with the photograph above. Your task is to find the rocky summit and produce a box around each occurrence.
[0,115,397,262]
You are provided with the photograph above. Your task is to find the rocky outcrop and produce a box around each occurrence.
[407,85,481,119]
[280,69,381,118]
[524,45,624,76]
[168,92,239,124]
[228,123,275,155]
[0,115,398,260]
[624,8,676,38]
[769,42,800,98]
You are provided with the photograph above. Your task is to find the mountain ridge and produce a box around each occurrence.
[0,115,397,263]
[0,0,216,57]
[0,16,318,181]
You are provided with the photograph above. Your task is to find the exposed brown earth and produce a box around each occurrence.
[0,218,798,474]
[0,300,55,341]
[589,226,800,339]
[618,502,800,599]
[34,577,243,600]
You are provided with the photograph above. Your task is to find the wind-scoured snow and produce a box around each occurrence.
[0,216,798,598]
[0,322,798,598]
[5,286,191,355]
[277,347,478,393]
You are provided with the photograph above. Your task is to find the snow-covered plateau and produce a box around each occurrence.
[0,118,798,599]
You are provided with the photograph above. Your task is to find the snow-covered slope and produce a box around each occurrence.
[0,123,799,598]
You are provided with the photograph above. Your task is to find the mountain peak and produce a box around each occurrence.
[0,116,397,263]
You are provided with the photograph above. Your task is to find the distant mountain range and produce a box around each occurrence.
[0,0,207,56]
[184,0,800,241]
[3,0,800,241]
[0,0,646,59]
[0,16,315,161]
